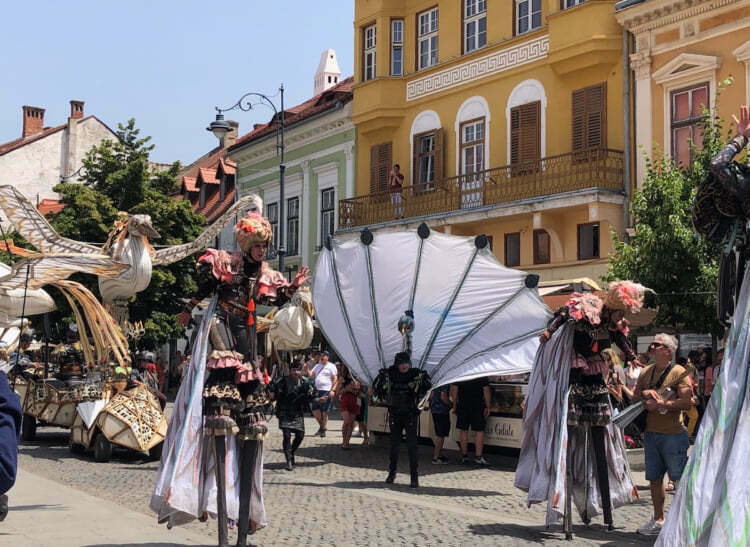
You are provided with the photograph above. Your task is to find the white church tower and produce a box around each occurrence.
[314,49,342,95]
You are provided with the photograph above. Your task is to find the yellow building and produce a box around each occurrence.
[345,0,630,282]
[615,0,750,186]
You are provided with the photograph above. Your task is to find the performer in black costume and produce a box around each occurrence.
[539,286,642,529]
[268,361,315,471]
[373,351,431,488]
[177,208,309,547]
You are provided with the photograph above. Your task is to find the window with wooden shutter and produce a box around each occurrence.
[413,128,443,191]
[370,142,392,193]
[510,101,541,175]
[571,83,606,157]
[533,229,550,265]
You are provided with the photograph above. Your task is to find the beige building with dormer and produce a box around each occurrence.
[616,0,750,187]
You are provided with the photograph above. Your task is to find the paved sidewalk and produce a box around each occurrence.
[1,469,215,547]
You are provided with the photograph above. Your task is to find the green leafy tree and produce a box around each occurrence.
[45,119,205,349]
[605,87,738,337]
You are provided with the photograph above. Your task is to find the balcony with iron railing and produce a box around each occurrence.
[339,149,624,229]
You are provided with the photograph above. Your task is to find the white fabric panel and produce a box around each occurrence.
[369,231,420,371]
[313,227,552,388]
[76,399,107,429]
[312,245,363,382]
[411,232,477,364]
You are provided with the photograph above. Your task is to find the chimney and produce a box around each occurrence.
[22,106,45,138]
[222,120,239,149]
[253,123,264,131]
[69,100,84,120]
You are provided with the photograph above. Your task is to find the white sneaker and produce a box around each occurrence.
[637,519,663,535]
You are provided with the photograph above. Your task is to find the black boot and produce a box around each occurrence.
[285,450,293,471]
[385,470,396,484]
[213,436,229,547]
[410,472,419,489]
[0,494,8,522]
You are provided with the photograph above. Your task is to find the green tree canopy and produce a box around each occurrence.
[44,119,205,349]
[605,97,736,337]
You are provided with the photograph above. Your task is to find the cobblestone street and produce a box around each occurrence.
[15,413,666,546]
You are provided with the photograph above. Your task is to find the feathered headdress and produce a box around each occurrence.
[565,292,604,326]
[234,206,272,253]
[605,281,648,314]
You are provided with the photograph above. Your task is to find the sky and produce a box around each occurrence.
[1,1,355,164]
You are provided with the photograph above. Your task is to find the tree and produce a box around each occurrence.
[605,87,738,338]
[46,119,205,349]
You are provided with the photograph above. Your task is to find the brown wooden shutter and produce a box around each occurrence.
[572,83,607,152]
[586,83,606,149]
[370,142,392,193]
[510,102,541,166]
[413,134,420,184]
[433,128,444,183]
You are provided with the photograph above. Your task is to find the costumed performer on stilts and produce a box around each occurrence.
[656,105,750,546]
[150,201,309,547]
[515,282,643,536]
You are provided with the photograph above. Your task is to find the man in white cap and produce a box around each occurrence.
[632,333,694,535]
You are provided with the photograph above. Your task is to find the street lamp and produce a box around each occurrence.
[208,85,286,271]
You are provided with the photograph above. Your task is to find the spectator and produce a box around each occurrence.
[430,384,451,464]
[0,368,22,521]
[677,357,700,438]
[268,361,315,471]
[307,350,338,437]
[625,353,646,394]
[372,352,431,488]
[704,348,723,404]
[389,164,405,219]
[633,333,694,536]
[451,377,491,465]
[336,364,360,450]
[603,348,630,411]
[354,384,370,446]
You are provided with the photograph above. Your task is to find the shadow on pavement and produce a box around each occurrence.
[469,522,656,546]
[9,503,64,511]
[84,544,214,547]
[268,479,505,498]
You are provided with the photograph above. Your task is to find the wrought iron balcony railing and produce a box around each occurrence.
[339,148,624,229]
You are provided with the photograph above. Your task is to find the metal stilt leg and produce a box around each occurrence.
[236,439,260,547]
[564,429,573,541]
[582,425,591,525]
[214,435,229,547]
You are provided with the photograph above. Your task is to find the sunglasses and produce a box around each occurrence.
[649,342,665,351]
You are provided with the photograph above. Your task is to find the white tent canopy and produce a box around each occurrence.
[312,224,552,388]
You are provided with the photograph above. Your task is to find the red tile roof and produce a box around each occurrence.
[37,198,65,216]
[181,176,198,193]
[197,167,220,184]
[178,147,237,222]
[229,76,353,151]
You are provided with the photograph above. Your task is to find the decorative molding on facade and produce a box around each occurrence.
[735,40,750,103]
[231,105,353,164]
[616,0,742,32]
[405,35,550,102]
[238,141,354,185]
[652,52,722,84]
[630,52,653,80]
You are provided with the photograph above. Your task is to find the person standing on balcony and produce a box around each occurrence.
[389,164,404,219]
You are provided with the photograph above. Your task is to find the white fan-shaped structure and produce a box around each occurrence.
[312,225,552,387]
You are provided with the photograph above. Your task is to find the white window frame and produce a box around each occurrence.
[464,0,486,54]
[391,19,403,76]
[563,0,585,8]
[286,196,300,257]
[418,8,439,71]
[364,25,376,81]
[652,53,721,163]
[319,187,336,248]
[460,119,485,175]
[515,0,542,36]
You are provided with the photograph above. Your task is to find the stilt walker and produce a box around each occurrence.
[515,283,644,538]
[150,201,309,547]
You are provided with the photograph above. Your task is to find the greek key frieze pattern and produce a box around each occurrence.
[406,35,550,102]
